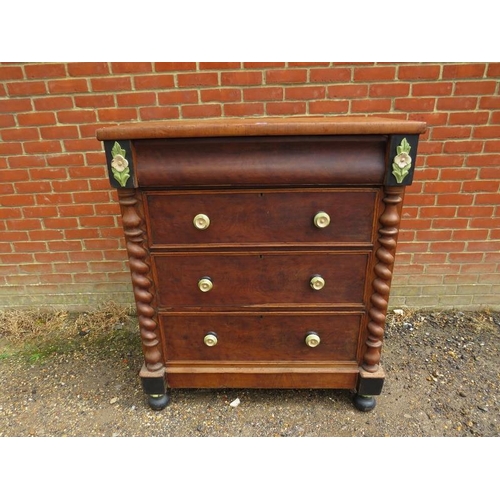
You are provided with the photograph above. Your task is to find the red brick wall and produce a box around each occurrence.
[1,62,499,310]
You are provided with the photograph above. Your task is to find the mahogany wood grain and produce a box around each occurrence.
[160,312,361,362]
[152,251,369,309]
[146,188,377,246]
[134,136,386,187]
[96,116,426,141]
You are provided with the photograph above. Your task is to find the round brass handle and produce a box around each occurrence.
[310,275,325,290]
[314,211,330,228]
[305,332,321,348]
[193,213,210,230]
[204,332,218,347]
[198,277,213,292]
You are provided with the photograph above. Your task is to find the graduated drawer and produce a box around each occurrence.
[152,251,369,308]
[145,189,377,247]
[160,312,362,362]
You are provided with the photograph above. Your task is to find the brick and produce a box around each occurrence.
[462,180,499,192]
[0,65,24,80]
[199,62,241,70]
[181,104,221,118]
[467,240,500,252]
[51,179,89,192]
[70,166,107,180]
[111,62,152,73]
[224,103,264,117]
[158,90,198,105]
[79,124,104,138]
[91,77,132,92]
[67,62,110,76]
[24,140,62,154]
[285,86,325,100]
[291,62,331,67]
[351,99,391,113]
[17,111,56,126]
[47,153,84,166]
[327,84,368,98]
[74,94,115,108]
[473,126,500,139]
[442,63,486,79]
[0,142,22,155]
[221,71,262,85]
[457,205,494,217]
[243,62,286,69]
[243,87,283,101]
[310,68,351,82]
[65,228,100,240]
[267,101,307,115]
[116,92,156,106]
[469,217,500,228]
[48,240,82,252]
[200,88,241,102]
[394,97,435,111]
[449,112,489,125]
[64,138,103,152]
[419,206,457,218]
[430,241,465,253]
[155,62,197,71]
[2,127,39,141]
[432,218,468,229]
[411,82,453,96]
[7,80,46,96]
[13,241,47,253]
[0,97,33,113]
[398,64,440,80]
[48,79,89,94]
[8,155,45,168]
[478,166,500,178]
[448,253,484,263]
[354,66,396,81]
[29,167,68,180]
[484,141,500,153]
[0,115,15,128]
[437,96,478,110]
[369,83,410,97]
[34,96,74,111]
[2,230,28,242]
[486,63,500,77]
[97,108,138,121]
[40,125,79,140]
[0,183,15,195]
[456,81,497,95]
[140,106,180,121]
[79,215,116,227]
[431,126,471,140]
[479,96,500,109]
[475,192,500,204]
[265,69,306,84]
[439,167,477,180]
[423,180,461,193]
[177,73,216,87]
[443,141,483,154]
[309,101,349,114]
[0,169,29,182]
[468,155,500,167]
[437,193,474,205]
[25,63,66,79]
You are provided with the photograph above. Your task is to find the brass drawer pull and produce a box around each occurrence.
[310,275,325,290]
[193,213,210,230]
[305,332,321,348]
[198,277,213,292]
[204,332,218,347]
[314,211,330,228]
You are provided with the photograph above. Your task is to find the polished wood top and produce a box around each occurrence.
[96,116,427,141]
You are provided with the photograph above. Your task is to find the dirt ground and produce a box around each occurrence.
[0,304,498,437]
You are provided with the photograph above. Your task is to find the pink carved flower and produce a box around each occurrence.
[394,152,411,169]
[111,154,129,172]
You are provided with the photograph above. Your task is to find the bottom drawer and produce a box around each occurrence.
[160,312,362,362]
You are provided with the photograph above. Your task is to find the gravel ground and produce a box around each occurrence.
[0,306,499,437]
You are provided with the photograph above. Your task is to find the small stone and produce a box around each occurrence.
[110,397,118,404]
[393,309,405,316]
[229,398,240,408]
[459,391,467,397]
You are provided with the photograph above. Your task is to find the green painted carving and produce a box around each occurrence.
[392,138,412,184]
[110,141,130,187]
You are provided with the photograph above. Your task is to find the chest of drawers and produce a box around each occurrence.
[97,117,426,411]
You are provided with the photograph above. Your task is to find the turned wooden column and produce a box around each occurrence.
[117,188,164,374]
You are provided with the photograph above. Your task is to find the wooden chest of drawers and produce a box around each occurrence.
[97,117,426,411]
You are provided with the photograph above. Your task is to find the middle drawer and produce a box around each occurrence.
[152,251,369,309]
[145,189,377,247]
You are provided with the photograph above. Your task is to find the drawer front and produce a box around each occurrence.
[161,313,361,362]
[146,189,377,246]
[153,251,369,308]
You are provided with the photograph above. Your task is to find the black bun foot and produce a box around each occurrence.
[148,393,170,411]
[353,394,376,412]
